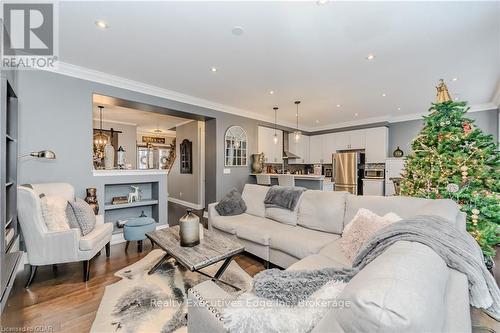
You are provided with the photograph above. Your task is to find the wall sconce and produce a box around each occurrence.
[21,150,57,159]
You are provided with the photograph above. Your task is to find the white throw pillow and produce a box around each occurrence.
[40,195,70,231]
[340,208,401,263]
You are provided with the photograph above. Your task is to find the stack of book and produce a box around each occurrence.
[112,196,128,205]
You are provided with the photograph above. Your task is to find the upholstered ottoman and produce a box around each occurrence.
[123,217,156,252]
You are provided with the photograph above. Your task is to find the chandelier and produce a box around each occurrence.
[293,101,302,143]
[93,105,109,149]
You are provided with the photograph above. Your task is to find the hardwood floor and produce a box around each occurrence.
[1,242,498,333]
[0,242,265,332]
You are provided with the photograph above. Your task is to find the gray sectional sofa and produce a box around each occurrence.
[188,184,471,333]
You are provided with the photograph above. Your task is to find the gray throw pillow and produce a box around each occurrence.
[215,189,247,216]
[66,198,96,236]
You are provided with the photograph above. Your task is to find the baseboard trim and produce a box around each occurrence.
[168,197,204,210]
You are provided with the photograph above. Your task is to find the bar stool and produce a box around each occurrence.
[256,174,271,186]
[278,174,295,187]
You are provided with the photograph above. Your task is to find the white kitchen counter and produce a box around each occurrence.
[250,173,324,180]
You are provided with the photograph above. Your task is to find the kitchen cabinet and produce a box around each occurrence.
[334,130,366,150]
[309,135,323,164]
[365,127,388,163]
[284,126,387,165]
[348,130,366,150]
[321,133,336,163]
[363,179,385,196]
[288,135,310,164]
[385,157,405,196]
[334,132,351,150]
[258,126,283,164]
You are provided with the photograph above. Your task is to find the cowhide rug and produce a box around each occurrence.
[91,249,252,333]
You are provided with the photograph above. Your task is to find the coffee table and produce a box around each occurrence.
[146,225,245,290]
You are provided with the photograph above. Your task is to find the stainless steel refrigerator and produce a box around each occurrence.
[333,151,363,194]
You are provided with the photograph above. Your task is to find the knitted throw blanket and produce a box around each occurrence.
[253,215,500,320]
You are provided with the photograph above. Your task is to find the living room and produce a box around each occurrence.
[1,1,499,332]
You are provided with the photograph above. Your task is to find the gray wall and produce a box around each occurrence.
[93,120,138,169]
[16,70,498,206]
[389,109,498,156]
[168,120,202,205]
[214,115,259,201]
[15,70,278,204]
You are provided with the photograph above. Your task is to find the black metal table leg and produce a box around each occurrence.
[148,253,171,275]
[195,256,240,291]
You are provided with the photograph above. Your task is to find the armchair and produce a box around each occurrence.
[17,183,113,287]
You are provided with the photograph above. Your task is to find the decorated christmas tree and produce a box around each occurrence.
[400,80,499,258]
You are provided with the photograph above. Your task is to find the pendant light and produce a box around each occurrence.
[93,106,108,148]
[273,106,279,144]
[293,100,302,143]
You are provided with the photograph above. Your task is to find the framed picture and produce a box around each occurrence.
[224,126,248,167]
[180,139,192,174]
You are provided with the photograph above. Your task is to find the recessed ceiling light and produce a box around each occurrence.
[269,90,274,95]
[366,54,375,61]
[381,93,387,97]
[232,26,244,36]
[354,113,359,117]
[210,67,217,72]
[397,107,401,111]
[95,20,108,29]
[452,77,458,82]
[336,104,341,108]
[316,0,329,5]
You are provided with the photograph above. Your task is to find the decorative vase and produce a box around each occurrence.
[179,209,200,247]
[104,143,115,169]
[393,146,404,158]
[84,188,99,215]
[251,153,263,173]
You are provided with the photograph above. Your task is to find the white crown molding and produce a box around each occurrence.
[312,116,389,131]
[45,62,498,133]
[45,62,301,128]
[312,102,498,131]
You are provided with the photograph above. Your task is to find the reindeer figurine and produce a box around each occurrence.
[128,185,141,203]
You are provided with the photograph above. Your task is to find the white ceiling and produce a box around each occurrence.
[92,99,191,135]
[59,1,500,131]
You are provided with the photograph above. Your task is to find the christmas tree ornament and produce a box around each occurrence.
[446,183,459,193]
[462,122,472,134]
[436,79,452,103]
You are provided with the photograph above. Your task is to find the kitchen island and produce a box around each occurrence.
[250,173,325,190]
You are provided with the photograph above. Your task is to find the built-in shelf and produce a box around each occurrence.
[104,199,159,211]
[1,78,20,313]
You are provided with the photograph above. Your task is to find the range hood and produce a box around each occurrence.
[282,132,300,159]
